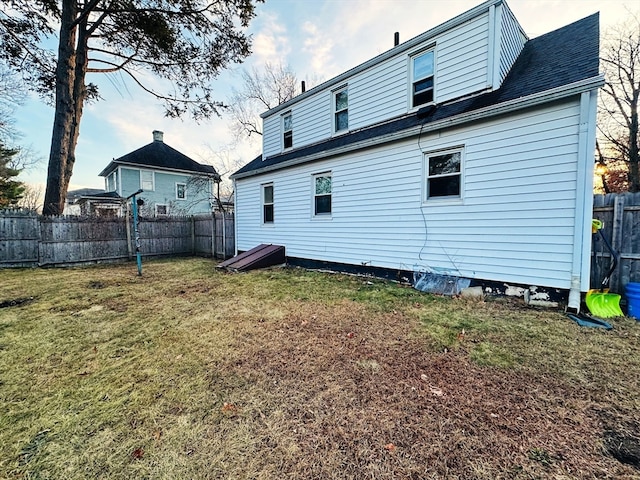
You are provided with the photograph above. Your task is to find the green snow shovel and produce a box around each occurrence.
[586,220,624,318]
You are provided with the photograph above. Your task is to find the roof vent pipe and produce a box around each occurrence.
[394,32,399,46]
[153,130,164,142]
[301,81,306,93]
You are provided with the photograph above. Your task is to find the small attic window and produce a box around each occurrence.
[333,86,348,133]
[411,50,434,108]
[283,112,293,149]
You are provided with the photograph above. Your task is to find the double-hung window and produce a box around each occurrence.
[411,50,434,108]
[140,170,154,191]
[176,183,187,200]
[333,86,348,133]
[263,183,274,223]
[424,149,462,200]
[106,171,117,192]
[283,112,293,149]
[313,173,332,216]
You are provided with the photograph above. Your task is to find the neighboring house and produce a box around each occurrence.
[98,130,220,216]
[231,0,602,310]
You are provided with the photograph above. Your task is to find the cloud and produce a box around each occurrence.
[250,12,291,66]
[301,21,337,77]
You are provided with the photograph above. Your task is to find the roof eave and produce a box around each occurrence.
[100,160,219,179]
[233,75,604,181]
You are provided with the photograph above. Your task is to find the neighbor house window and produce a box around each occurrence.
[263,183,274,223]
[313,173,332,215]
[156,204,168,216]
[283,112,293,149]
[424,149,462,200]
[411,50,434,108]
[106,171,117,192]
[176,183,187,200]
[140,170,154,191]
[333,86,348,133]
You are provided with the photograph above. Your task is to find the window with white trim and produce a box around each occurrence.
[156,204,168,216]
[176,183,187,200]
[333,86,348,133]
[424,149,462,200]
[282,112,293,149]
[140,170,154,191]
[263,183,274,223]
[411,50,434,108]
[313,173,332,215]
[106,171,117,192]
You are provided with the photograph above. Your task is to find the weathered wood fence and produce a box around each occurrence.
[0,211,234,268]
[592,192,640,293]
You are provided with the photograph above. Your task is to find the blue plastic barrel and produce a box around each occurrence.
[625,282,640,319]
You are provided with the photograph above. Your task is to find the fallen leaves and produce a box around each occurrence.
[421,374,446,397]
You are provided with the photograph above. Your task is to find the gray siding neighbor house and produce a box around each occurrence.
[231,0,602,310]
[99,131,220,216]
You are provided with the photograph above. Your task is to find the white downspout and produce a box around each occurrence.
[233,178,238,257]
[568,90,597,312]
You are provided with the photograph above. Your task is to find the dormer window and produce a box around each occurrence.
[283,112,293,149]
[333,86,348,133]
[411,50,434,108]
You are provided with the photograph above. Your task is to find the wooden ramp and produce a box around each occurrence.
[217,244,285,272]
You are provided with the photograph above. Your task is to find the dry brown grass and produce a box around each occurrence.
[0,258,639,479]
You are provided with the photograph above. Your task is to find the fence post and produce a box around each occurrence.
[611,195,625,292]
[190,216,195,255]
[125,203,133,260]
[211,211,216,258]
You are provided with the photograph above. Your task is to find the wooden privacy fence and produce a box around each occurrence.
[0,211,235,268]
[592,192,640,294]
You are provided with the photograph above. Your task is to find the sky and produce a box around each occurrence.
[11,0,637,198]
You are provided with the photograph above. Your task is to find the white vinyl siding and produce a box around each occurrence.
[498,3,527,83]
[263,115,281,158]
[261,12,491,156]
[435,13,490,100]
[237,99,583,290]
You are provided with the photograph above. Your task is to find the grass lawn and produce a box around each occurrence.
[1,258,639,479]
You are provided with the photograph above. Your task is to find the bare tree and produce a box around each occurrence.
[17,183,44,212]
[0,68,25,143]
[227,62,302,142]
[598,13,640,191]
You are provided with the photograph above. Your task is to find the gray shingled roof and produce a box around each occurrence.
[99,139,219,178]
[233,13,599,178]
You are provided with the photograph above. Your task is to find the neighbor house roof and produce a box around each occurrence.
[232,13,601,180]
[99,132,219,179]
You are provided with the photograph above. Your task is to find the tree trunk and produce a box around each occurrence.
[43,0,78,216]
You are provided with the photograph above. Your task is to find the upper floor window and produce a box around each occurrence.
[424,149,462,200]
[282,112,293,149]
[140,170,154,191]
[314,173,332,215]
[263,183,274,223]
[106,171,117,192]
[412,50,434,108]
[176,183,187,200]
[333,86,348,133]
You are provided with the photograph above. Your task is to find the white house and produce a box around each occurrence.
[230,0,602,310]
